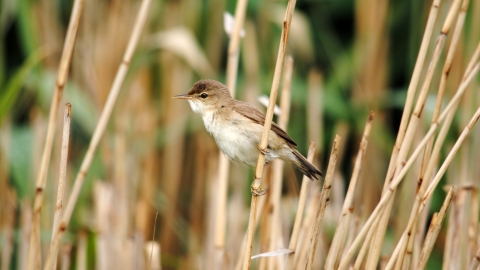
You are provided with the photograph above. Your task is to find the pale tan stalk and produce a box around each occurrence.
[234,195,267,270]
[344,211,361,267]
[369,31,447,268]
[305,135,341,269]
[338,63,480,270]
[284,141,317,270]
[293,192,321,269]
[365,0,442,265]
[378,0,441,197]
[468,248,480,270]
[406,0,470,267]
[443,185,457,269]
[353,223,376,269]
[43,0,151,269]
[267,55,293,270]
[27,0,85,268]
[416,187,455,270]
[76,231,86,270]
[144,242,161,270]
[307,70,324,155]
[387,45,480,269]
[421,106,480,206]
[49,104,71,270]
[469,188,478,263]
[215,0,248,261]
[325,112,373,269]
[18,203,32,270]
[60,245,72,270]
[0,190,15,270]
[242,1,297,269]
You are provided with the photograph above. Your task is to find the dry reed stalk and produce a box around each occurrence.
[457,186,475,269]
[416,186,455,270]
[215,0,248,267]
[159,64,191,252]
[60,245,71,270]
[94,182,113,270]
[43,0,151,268]
[468,248,480,270]
[390,109,480,269]
[113,115,129,238]
[469,188,478,263]
[401,42,480,269]
[234,195,267,270]
[369,3,458,263]
[284,141,317,270]
[293,189,322,269]
[378,0,441,199]
[0,190,15,270]
[305,135,341,269]
[76,231,86,270]
[19,202,33,270]
[242,1,297,269]
[362,0,441,266]
[405,0,471,266]
[145,242,161,270]
[49,103,71,270]
[27,0,85,267]
[325,112,373,269]
[455,185,476,269]
[343,210,361,261]
[353,223,376,269]
[307,70,324,155]
[338,63,480,270]
[267,55,294,270]
[241,19,261,105]
[443,171,457,270]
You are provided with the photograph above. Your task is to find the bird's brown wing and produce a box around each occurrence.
[233,100,297,147]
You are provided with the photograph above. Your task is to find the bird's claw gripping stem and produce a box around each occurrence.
[257,145,269,155]
[250,179,266,196]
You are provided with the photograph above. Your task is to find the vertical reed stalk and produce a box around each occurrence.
[267,55,293,270]
[397,68,478,270]
[49,104,71,270]
[338,63,480,270]
[27,0,85,268]
[76,231,86,270]
[416,187,455,270]
[364,0,441,264]
[43,0,151,268]
[305,135,341,269]
[242,1,297,269]
[60,245,72,270]
[307,70,324,155]
[284,141,317,270]
[406,0,471,267]
[468,248,480,270]
[215,1,248,268]
[325,112,373,269]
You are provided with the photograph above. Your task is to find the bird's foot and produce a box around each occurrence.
[250,180,266,196]
[257,145,269,155]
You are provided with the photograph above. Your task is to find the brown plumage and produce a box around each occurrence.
[173,79,324,180]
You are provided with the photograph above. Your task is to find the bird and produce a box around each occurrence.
[173,79,324,180]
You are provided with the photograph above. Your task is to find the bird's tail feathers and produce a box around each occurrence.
[289,149,324,180]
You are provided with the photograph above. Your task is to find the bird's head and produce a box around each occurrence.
[173,79,232,115]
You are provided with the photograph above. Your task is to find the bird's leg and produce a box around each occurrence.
[250,162,271,196]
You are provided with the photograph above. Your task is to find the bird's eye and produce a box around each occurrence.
[200,93,208,99]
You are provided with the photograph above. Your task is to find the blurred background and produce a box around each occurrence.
[0,0,479,269]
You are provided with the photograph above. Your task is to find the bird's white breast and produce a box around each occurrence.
[200,110,279,166]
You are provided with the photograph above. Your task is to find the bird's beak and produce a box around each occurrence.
[172,94,192,100]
